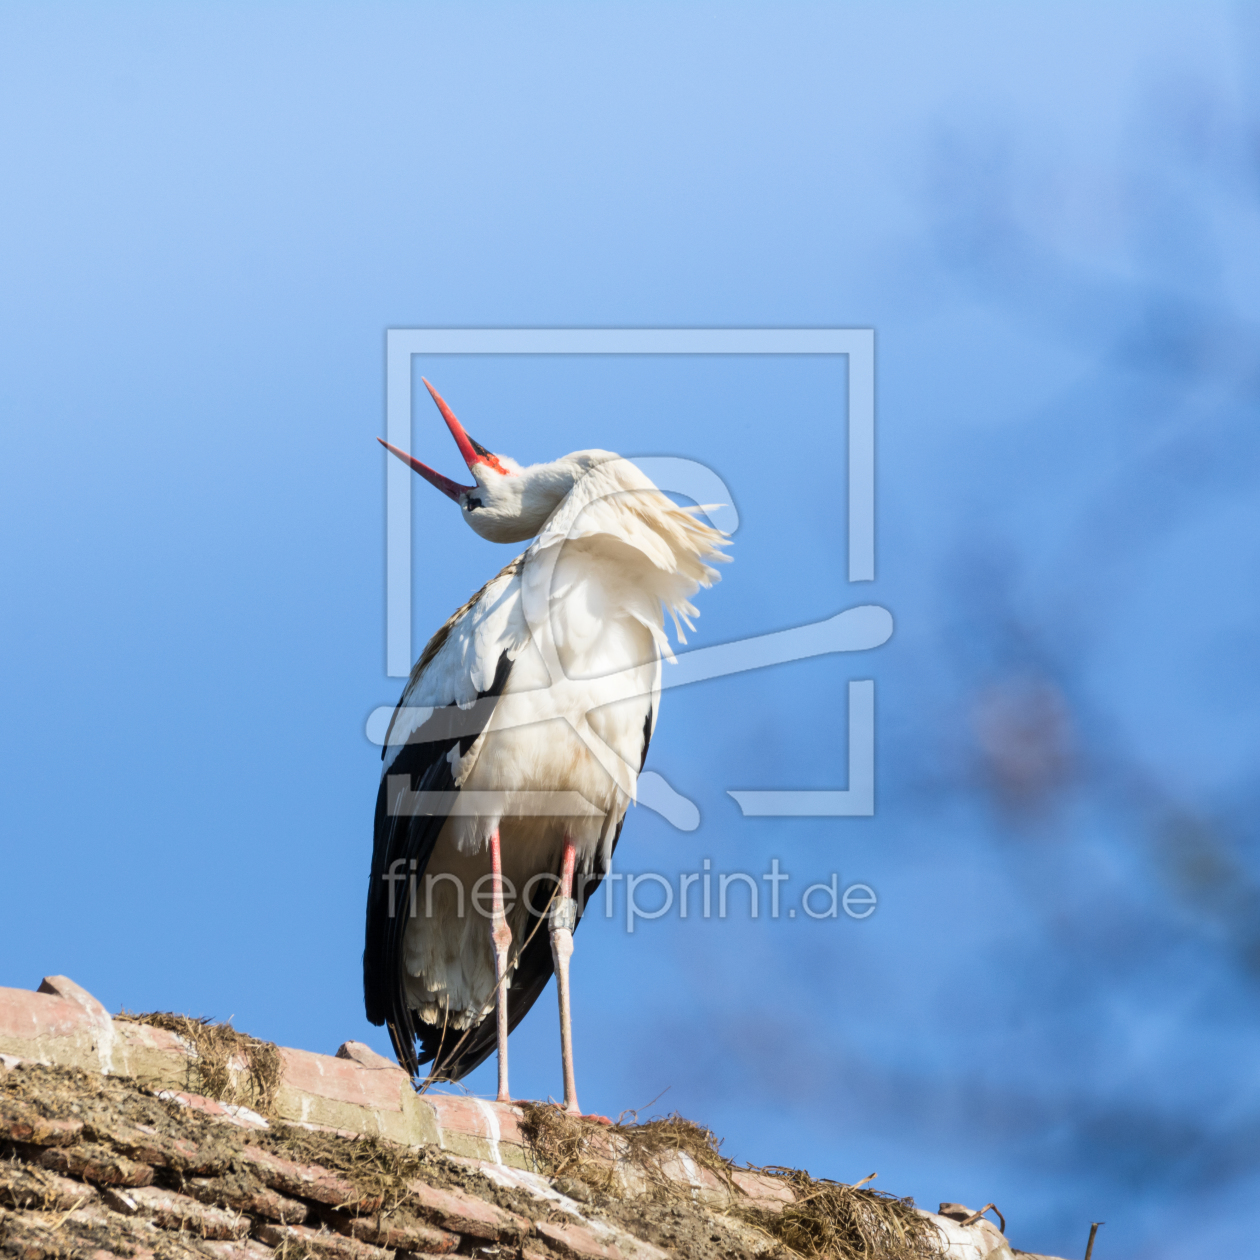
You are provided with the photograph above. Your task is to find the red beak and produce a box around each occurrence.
[422,378,483,472]
[376,438,473,502]
[378,380,510,501]
[421,379,513,477]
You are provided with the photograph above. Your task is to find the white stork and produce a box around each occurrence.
[364,381,729,1113]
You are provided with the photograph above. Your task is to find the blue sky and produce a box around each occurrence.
[3,5,1259,1258]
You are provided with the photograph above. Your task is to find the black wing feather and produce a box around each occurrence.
[363,652,513,1077]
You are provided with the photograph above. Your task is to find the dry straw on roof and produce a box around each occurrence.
[755,1167,943,1260]
[519,1103,942,1260]
[269,1123,434,1214]
[116,1011,282,1115]
[520,1103,736,1198]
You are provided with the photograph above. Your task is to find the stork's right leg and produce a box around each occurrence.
[550,836,581,1115]
[488,828,512,1103]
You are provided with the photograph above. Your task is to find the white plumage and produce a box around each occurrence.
[364,381,728,1112]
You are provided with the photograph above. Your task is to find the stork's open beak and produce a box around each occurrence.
[377,379,507,502]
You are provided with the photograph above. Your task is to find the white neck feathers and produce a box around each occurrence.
[528,456,730,658]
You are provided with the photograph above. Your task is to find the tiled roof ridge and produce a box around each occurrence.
[0,976,1055,1260]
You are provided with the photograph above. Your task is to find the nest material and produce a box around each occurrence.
[116,1011,283,1115]
[519,1104,942,1260]
[268,1123,435,1214]
[519,1104,735,1198]
[755,1168,944,1260]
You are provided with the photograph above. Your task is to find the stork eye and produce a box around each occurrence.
[465,495,483,512]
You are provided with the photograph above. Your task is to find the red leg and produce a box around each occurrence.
[489,828,512,1103]
[551,836,580,1115]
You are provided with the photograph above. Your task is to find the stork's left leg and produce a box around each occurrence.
[488,828,512,1103]
[550,836,581,1115]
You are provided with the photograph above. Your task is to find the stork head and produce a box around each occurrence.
[379,380,605,544]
